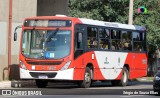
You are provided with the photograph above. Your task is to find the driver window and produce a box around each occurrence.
[76,32,83,49]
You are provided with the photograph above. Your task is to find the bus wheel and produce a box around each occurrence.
[78,67,92,88]
[111,67,129,86]
[35,80,48,88]
[119,67,129,86]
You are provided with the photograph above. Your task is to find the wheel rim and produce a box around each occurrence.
[85,72,91,84]
[123,71,127,83]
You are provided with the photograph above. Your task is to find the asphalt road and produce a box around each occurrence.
[0,81,159,98]
[0,95,160,98]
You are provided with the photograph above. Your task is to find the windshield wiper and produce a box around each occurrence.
[46,28,59,42]
[42,28,59,59]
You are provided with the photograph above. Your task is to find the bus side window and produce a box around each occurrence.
[133,42,142,52]
[111,42,116,50]
[87,27,98,49]
[99,28,110,50]
[111,29,121,50]
[111,30,120,39]
[121,31,132,51]
[133,32,143,52]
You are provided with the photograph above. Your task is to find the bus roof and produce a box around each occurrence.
[78,18,146,31]
[24,15,146,31]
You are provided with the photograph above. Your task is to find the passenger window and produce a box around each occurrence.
[87,27,98,49]
[111,40,121,50]
[133,42,142,52]
[99,28,110,39]
[133,32,140,41]
[99,28,110,50]
[121,31,132,51]
[111,30,120,39]
[111,29,121,50]
[99,39,110,50]
[133,32,143,52]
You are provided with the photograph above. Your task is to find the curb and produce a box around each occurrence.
[0,80,36,88]
[136,77,154,82]
[0,81,11,88]
[11,80,35,88]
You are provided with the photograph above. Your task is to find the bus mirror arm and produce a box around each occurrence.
[14,25,22,41]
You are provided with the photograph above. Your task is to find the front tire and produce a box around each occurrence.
[78,67,92,88]
[35,80,48,88]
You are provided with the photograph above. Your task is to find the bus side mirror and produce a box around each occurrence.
[14,32,17,41]
[78,32,82,43]
[14,25,22,41]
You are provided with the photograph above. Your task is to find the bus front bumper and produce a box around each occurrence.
[20,68,74,80]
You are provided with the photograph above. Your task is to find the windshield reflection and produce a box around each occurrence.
[22,29,71,59]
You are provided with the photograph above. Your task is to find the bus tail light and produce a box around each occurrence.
[60,61,71,71]
[20,61,27,70]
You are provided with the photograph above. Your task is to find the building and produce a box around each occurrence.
[0,0,68,81]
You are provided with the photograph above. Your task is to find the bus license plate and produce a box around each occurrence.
[38,75,48,79]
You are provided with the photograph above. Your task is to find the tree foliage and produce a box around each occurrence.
[68,0,129,23]
[68,0,160,49]
[134,0,160,49]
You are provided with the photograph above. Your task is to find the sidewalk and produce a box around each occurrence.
[0,80,35,88]
[0,81,11,88]
[136,77,154,82]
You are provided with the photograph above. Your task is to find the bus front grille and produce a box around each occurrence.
[27,61,62,65]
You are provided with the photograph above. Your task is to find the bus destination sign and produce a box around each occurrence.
[24,20,72,27]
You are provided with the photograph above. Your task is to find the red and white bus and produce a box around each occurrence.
[14,15,147,88]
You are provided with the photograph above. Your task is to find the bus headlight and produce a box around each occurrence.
[61,61,71,71]
[20,61,27,70]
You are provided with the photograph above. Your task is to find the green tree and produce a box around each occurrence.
[68,0,129,23]
[134,0,160,49]
[68,0,160,49]
[68,0,160,75]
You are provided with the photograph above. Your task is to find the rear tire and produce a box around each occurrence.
[111,67,129,86]
[78,67,92,88]
[35,80,48,88]
[120,67,129,86]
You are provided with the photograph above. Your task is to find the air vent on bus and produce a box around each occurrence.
[26,61,62,65]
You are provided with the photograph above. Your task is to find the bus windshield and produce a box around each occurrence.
[22,29,71,59]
